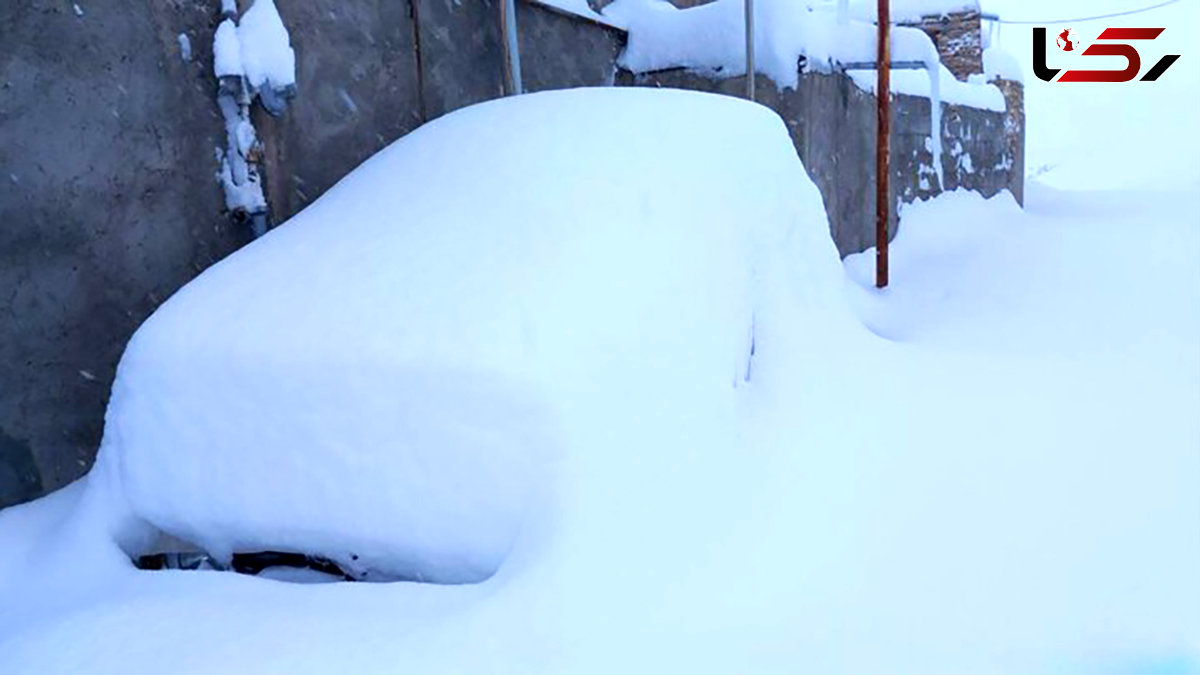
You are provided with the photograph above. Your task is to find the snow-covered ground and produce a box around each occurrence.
[1,89,1196,672]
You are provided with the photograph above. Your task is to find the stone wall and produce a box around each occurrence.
[901,10,984,81]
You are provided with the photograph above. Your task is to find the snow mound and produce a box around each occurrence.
[237,0,295,90]
[89,88,837,584]
[983,46,1023,83]
[212,19,242,78]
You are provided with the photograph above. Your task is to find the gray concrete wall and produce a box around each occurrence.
[519,2,624,93]
[616,68,1024,257]
[254,1,425,223]
[1,0,247,507]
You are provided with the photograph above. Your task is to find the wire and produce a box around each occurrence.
[982,0,1181,25]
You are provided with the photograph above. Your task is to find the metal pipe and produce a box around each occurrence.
[745,0,755,100]
[502,0,524,95]
[840,60,925,71]
[876,0,890,289]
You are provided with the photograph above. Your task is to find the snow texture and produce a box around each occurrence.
[831,0,980,23]
[213,19,242,78]
[535,0,626,28]
[177,33,192,63]
[982,45,1022,83]
[84,88,829,584]
[0,84,1197,673]
[237,0,296,91]
[606,0,1001,110]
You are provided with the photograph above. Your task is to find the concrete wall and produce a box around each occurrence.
[1,0,247,507]
[0,0,1019,508]
[519,2,624,92]
[254,1,425,223]
[617,68,1024,257]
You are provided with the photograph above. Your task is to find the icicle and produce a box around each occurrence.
[923,43,944,190]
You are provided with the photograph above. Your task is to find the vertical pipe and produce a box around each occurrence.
[875,0,890,288]
[501,0,523,95]
[410,0,428,123]
[745,0,755,100]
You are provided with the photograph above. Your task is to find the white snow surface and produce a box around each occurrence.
[1,87,1198,673]
[237,0,296,90]
[80,88,833,585]
[982,45,1022,83]
[535,0,625,28]
[212,19,241,78]
[828,0,980,22]
[606,0,1003,111]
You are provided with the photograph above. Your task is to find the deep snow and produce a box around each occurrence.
[86,88,822,585]
[0,84,1196,673]
[3,0,1200,667]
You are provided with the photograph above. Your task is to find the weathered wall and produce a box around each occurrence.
[0,0,247,507]
[253,1,424,223]
[617,67,1023,257]
[519,2,624,92]
[902,10,985,81]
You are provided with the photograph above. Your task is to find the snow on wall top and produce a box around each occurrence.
[534,0,627,28]
[828,0,980,23]
[91,88,837,585]
[983,46,1023,83]
[604,0,1003,111]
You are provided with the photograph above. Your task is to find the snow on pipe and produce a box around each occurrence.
[921,42,944,190]
[212,0,297,238]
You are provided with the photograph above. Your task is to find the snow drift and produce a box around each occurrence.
[88,88,839,584]
[0,86,1196,674]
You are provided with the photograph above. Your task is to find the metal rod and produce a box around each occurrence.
[501,0,523,95]
[840,60,925,71]
[411,0,428,122]
[745,0,755,100]
[876,0,890,289]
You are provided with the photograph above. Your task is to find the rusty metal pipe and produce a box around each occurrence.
[875,0,890,289]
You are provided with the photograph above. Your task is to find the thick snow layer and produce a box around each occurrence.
[605,0,1002,186]
[3,68,1199,672]
[982,45,1022,83]
[212,19,241,78]
[828,0,980,22]
[848,59,1005,111]
[237,0,295,90]
[83,88,832,584]
[535,0,625,28]
[606,0,1002,109]
[2,173,1196,674]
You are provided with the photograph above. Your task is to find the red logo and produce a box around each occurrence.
[1034,26,1181,82]
[1056,28,1080,51]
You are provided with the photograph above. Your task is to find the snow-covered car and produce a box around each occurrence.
[80,87,846,584]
